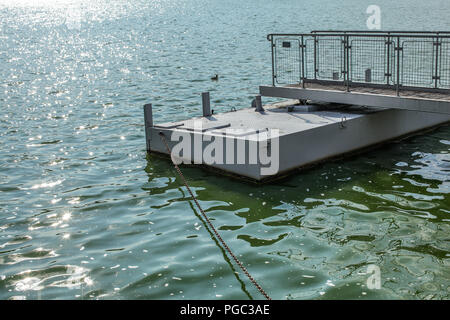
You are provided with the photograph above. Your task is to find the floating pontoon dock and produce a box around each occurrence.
[144,31,450,181]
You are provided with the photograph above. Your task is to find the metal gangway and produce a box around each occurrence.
[260,31,450,114]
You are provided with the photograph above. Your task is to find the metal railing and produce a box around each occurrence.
[267,31,450,93]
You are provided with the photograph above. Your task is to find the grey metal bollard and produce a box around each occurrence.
[254,95,264,112]
[365,68,372,83]
[143,103,153,151]
[202,92,211,117]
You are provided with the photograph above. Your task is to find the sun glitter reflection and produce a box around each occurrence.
[0,0,82,8]
[11,265,93,295]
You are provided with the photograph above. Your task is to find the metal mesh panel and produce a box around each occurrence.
[305,38,315,79]
[401,39,435,87]
[390,39,397,85]
[274,38,301,84]
[316,38,344,81]
[350,38,393,84]
[439,41,450,88]
[270,33,450,91]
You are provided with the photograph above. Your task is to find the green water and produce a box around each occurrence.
[0,0,449,300]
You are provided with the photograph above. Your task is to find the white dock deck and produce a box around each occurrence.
[145,100,450,181]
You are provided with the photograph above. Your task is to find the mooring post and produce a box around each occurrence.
[202,92,211,117]
[365,68,372,83]
[254,95,264,112]
[143,103,153,151]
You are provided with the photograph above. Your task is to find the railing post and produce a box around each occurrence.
[396,36,401,96]
[386,35,391,85]
[301,35,305,88]
[314,35,318,80]
[433,36,441,89]
[202,92,211,117]
[344,35,350,92]
[270,35,276,86]
[143,103,153,151]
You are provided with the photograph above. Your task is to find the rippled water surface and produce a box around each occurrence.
[0,0,449,300]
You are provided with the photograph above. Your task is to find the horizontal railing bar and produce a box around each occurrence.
[311,30,450,34]
[267,33,450,40]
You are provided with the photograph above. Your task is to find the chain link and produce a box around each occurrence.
[158,132,271,300]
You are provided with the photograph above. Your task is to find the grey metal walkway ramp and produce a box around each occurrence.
[261,31,450,115]
[260,83,450,114]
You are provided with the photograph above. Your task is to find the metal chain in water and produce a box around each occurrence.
[158,132,271,300]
